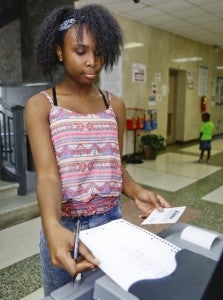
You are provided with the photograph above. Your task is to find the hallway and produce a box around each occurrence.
[1,138,223,300]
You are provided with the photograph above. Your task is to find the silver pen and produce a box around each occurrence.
[72,218,81,284]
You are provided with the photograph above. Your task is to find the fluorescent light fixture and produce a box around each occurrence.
[217,66,223,70]
[22,82,49,87]
[172,58,188,62]
[172,57,202,63]
[124,42,144,49]
[189,57,202,61]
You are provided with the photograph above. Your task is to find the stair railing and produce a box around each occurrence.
[0,99,27,195]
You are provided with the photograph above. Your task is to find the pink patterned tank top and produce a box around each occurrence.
[41,90,123,217]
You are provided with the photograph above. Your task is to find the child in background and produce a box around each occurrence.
[199,112,214,163]
[25,4,170,296]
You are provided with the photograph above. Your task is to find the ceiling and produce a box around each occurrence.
[77,0,223,49]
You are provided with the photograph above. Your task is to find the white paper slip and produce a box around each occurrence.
[80,219,180,291]
[141,206,186,225]
[180,226,219,250]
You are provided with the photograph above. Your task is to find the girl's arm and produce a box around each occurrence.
[25,93,99,275]
[25,94,63,233]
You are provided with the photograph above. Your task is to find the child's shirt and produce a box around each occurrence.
[41,90,123,217]
[200,121,214,141]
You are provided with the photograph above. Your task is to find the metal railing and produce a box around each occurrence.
[0,99,27,195]
[0,109,15,165]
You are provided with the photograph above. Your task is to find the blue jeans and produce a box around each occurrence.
[39,204,122,296]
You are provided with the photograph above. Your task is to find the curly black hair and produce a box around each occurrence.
[33,4,124,79]
[202,112,211,122]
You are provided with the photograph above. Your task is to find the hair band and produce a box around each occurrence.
[58,17,81,31]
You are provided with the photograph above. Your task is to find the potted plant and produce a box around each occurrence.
[141,133,166,160]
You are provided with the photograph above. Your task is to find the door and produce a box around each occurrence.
[167,69,178,144]
[167,69,186,144]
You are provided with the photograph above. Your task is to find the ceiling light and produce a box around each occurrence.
[172,57,202,63]
[124,42,144,49]
[189,57,202,61]
[22,82,49,86]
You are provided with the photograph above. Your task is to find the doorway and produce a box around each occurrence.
[167,69,186,144]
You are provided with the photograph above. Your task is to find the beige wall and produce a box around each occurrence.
[117,16,223,154]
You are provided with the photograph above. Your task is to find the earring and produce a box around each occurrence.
[59,57,63,62]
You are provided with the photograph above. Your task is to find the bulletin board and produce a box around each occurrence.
[198,66,208,96]
[215,77,223,105]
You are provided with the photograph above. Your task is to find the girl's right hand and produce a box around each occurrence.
[46,223,100,277]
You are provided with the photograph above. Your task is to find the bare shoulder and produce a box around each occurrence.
[25,91,51,115]
[108,92,126,132]
[109,92,125,112]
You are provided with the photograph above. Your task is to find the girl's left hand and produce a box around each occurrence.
[134,188,170,219]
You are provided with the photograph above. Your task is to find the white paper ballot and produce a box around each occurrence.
[80,219,180,291]
[141,206,186,225]
[180,226,219,249]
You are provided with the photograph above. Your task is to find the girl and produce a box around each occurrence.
[25,4,170,296]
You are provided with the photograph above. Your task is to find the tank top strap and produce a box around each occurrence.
[105,91,112,104]
[99,89,112,108]
[40,91,54,107]
[104,91,112,108]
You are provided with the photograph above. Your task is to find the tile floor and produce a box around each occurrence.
[178,138,223,156]
[1,139,223,299]
[0,217,44,300]
[126,152,221,192]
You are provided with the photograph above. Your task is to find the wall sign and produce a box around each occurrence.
[132,63,146,83]
[198,66,208,96]
[215,77,223,105]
